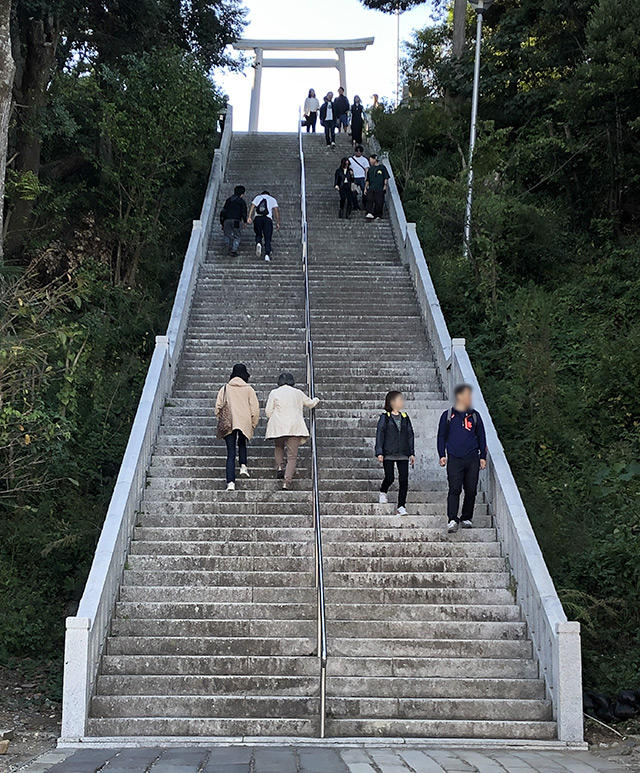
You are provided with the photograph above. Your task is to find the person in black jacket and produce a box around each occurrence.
[334,87,350,133]
[319,93,336,147]
[219,185,247,256]
[334,158,355,219]
[375,390,415,516]
[350,95,365,146]
[437,383,487,533]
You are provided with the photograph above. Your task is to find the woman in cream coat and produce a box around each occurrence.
[265,372,319,489]
[215,363,260,490]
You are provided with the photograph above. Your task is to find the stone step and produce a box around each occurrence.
[326,718,557,740]
[86,716,316,737]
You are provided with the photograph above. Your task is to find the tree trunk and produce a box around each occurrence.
[453,0,467,59]
[5,12,59,258]
[0,0,14,261]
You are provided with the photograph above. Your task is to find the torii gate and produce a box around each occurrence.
[233,38,375,132]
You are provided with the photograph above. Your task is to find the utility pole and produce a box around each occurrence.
[463,0,493,262]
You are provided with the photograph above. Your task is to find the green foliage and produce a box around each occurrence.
[0,49,225,663]
[375,0,640,692]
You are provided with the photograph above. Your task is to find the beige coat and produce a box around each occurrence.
[215,377,260,440]
[265,384,319,441]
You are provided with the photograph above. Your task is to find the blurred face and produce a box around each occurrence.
[390,394,405,412]
[327,92,333,100]
[456,387,473,411]
[310,89,315,97]
[369,156,378,166]
[339,88,344,95]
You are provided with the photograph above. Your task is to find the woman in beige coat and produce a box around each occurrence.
[265,372,319,489]
[215,363,260,491]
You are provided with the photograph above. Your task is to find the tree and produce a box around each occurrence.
[0,0,14,260]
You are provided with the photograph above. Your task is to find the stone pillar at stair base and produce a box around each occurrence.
[61,616,90,741]
[555,620,584,744]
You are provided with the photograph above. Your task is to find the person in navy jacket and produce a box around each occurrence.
[437,383,487,533]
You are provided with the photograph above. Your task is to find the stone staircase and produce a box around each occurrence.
[85,131,555,741]
[88,134,321,737]
[303,132,555,740]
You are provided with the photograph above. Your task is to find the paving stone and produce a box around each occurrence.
[253,746,297,773]
[339,747,377,773]
[103,748,163,772]
[422,749,474,771]
[45,748,118,772]
[396,749,446,772]
[150,747,210,771]
[367,748,409,772]
[453,749,507,772]
[202,746,252,772]
[298,747,349,772]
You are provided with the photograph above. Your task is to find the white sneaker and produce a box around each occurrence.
[264,254,270,262]
[447,519,459,533]
[226,482,235,491]
[256,242,262,258]
[239,464,250,477]
[396,506,408,516]
[378,492,388,504]
[460,519,473,529]
[366,213,374,219]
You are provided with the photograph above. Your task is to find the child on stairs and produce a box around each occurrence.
[375,391,415,516]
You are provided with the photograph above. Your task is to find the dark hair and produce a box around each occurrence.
[340,156,350,168]
[308,88,315,98]
[454,383,473,397]
[369,153,378,161]
[277,372,295,387]
[234,185,245,196]
[353,95,361,104]
[338,86,345,93]
[230,363,250,382]
[384,390,402,413]
[355,145,364,153]
[260,190,270,195]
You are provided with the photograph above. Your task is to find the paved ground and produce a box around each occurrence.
[18,745,628,772]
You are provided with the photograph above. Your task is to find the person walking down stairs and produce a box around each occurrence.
[248,190,280,262]
[303,88,320,133]
[349,144,370,211]
[265,372,320,490]
[219,184,247,257]
[215,363,260,491]
[350,95,366,146]
[334,157,355,219]
[333,86,350,134]
[319,93,337,148]
[365,153,390,220]
[375,390,416,516]
[437,383,487,533]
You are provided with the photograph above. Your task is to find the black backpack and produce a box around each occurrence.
[256,198,269,216]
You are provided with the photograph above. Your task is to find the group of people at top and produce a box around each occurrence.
[215,364,488,534]
[303,87,367,148]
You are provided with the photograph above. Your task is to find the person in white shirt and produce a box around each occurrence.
[247,191,280,262]
[303,88,320,133]
[349,145,370,210]
[265,372,320,489]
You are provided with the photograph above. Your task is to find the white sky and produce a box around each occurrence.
[218,0,435,132]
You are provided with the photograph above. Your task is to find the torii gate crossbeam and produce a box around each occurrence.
[233,38,375,132]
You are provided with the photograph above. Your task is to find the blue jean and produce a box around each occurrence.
[337,113,349,130]
[225,429,247,483]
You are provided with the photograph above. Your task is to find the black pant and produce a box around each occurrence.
[225,429,247,483]
[380,459,409,508]
[366,189,385,218]
[306,112,317,132]
[338,184,352,218]
[253,216,273,255]
[446,454,480,522]
[324,120,336,145]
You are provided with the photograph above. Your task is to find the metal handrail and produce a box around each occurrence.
[298,109,328,738]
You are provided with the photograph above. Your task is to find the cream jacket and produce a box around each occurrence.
[215,377,260,440]
[265,385,319,441]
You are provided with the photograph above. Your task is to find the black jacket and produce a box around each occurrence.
[334,166,354,189]
[350,103,364,128]
[220,194,247,225]
[319,100,335,123]
[375,412,415,458]
[334,94,350,116]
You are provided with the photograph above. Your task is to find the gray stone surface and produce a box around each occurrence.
[25,745,629,772]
